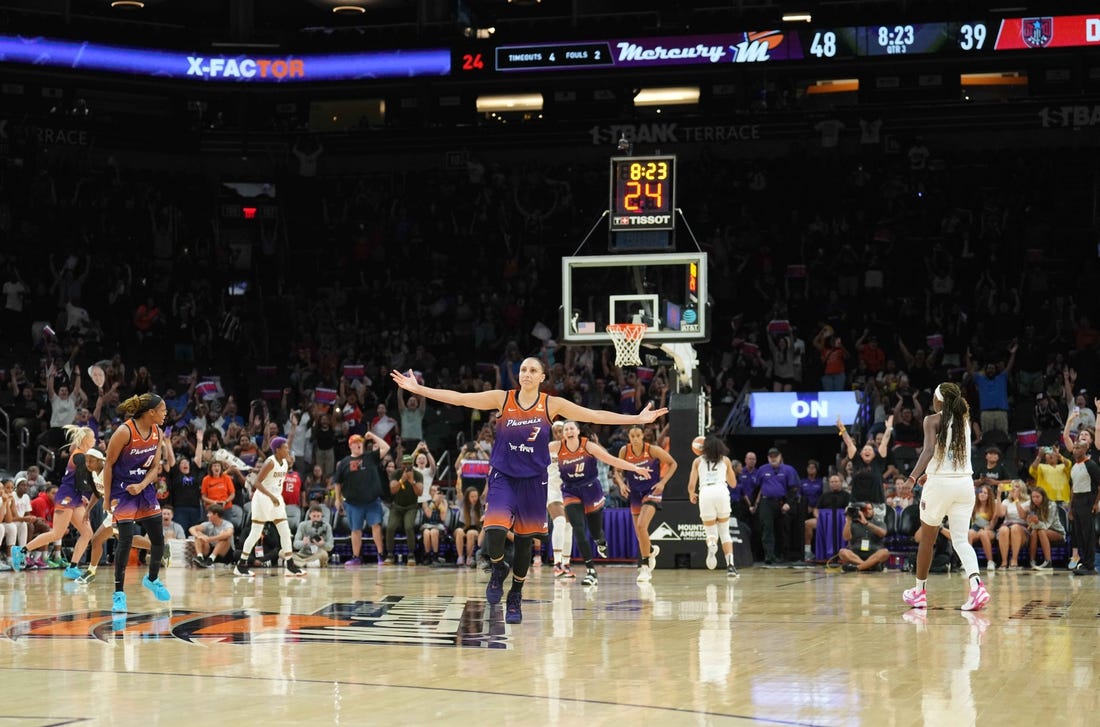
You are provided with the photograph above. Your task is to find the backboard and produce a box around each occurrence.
[561,252,708,345]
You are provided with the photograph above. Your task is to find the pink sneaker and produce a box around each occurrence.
[902,586,927,609]
[961,583,990,612]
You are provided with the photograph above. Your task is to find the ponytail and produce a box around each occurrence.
[117,392,164,419]
[62,424,95,450]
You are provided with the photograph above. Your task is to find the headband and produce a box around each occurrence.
[934,385,944,403]
[135,393,164,417]
[86,448,106,460]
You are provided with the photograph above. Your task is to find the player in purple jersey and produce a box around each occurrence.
[391,358,666,624]
[553,422,651,587]
[614,425,678,583]
[11,425,98,576]
[102,392,170,613]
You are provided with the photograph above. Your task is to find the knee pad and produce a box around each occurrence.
[717,523,732,544]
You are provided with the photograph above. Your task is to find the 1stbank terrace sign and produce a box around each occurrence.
[0,35,451,82]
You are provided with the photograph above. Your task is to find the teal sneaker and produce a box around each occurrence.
[63,565,83,580]
[142,575,171,602]
[112,591,128,613]
[10,545,25,572]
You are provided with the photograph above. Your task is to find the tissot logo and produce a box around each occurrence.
[186,56,305,79]
[1,596,512,648]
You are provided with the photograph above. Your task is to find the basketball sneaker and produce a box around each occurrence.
[10,545,25,572]
[486,560,509,605]
[142,575,171,602]
[961,583,990,612]
[581,567,598,587]
[705,541,718,570]
[63,565,83,580]
[647,544,660,571]
[233,562,254,578]
[727,563,740,579]
[75,570,96,585]
[505,589,523,624]
[285,560,306,577]
[636,564,652,583]
[112,591,128,613]
[595,540,608,559]
[553,562,566,577]
[902,586,927,609]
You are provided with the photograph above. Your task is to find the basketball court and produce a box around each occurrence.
[0,564,1094,725]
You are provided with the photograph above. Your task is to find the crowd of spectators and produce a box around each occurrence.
[2,120,1100,568]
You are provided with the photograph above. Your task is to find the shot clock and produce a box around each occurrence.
[609,155,676,232]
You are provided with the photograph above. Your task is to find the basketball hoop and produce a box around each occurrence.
[607,323,646,367]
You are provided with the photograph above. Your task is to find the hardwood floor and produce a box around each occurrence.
[1,561,1096,726]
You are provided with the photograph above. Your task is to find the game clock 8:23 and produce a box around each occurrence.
[609,155,676,231]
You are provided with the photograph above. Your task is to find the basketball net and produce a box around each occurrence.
[607,323,646,367]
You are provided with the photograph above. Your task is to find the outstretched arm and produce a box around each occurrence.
[550,397,667,427]
[390,369,504,412]
[583,439,651,477]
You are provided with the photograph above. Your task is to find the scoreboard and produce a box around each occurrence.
[0,13,1095,83]
[609,156,676,232]
[455,14,1100,74]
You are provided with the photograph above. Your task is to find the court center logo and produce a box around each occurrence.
[1,595,512,648]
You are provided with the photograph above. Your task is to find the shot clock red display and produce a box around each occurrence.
[609,155,676,232]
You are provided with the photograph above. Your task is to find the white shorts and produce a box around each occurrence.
[251,493,289,523]
[698,485,732,522]
[918,475,975,528]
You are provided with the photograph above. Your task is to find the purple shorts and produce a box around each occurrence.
[482,470,548,537]
[562,478,606,515]
[628,483,662,516]
[110,486,161,523]
[54,483,90,511]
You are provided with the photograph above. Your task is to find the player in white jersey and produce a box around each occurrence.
[902,382,989,611]
[234,437,304,578]
[687,435,739,578]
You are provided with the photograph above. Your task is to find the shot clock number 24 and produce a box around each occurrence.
[609,155,676,231]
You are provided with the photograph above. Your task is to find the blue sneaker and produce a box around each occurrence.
[10,545,25,572]
[485,560,508,605]
[63,565,83,580]
[505,589,523,624]
[142,575,171,602]
[112,591,128,613]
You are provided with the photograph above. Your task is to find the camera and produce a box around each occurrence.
[846,504,864,519]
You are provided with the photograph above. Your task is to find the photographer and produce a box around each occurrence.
[837,501,890,572]
[383,454,423,565]
[292,504,335,568]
